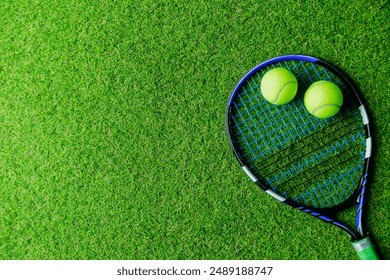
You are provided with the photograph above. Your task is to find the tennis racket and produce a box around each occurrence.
[225,54,379,260]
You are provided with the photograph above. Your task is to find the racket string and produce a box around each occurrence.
[229,60,366,208]
[247,111,361,170]
[261,124,364,181]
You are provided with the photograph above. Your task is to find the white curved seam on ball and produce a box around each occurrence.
[274,81,296,103]
[312,104,341,115]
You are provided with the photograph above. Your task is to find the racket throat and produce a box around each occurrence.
[294,205,358,240]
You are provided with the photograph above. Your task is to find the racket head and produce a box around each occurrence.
[226,55,371,211]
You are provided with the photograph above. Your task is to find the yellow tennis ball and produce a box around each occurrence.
[304,81,343,118]
[260,68,298,105]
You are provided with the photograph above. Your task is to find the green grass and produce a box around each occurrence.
[0,0,389,259]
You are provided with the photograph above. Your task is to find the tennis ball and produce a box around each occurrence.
[260,68,298,105]
[304,80,343,118]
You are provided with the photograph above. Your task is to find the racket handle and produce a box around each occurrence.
[351,237,379,260]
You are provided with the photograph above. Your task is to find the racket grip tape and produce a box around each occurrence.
[351,237,379,260]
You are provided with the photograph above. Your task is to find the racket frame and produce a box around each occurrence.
[226,54,373,244]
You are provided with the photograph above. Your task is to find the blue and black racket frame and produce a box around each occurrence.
[225,55,378,259]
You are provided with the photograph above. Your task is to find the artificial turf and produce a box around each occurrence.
[0,0,389,260]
